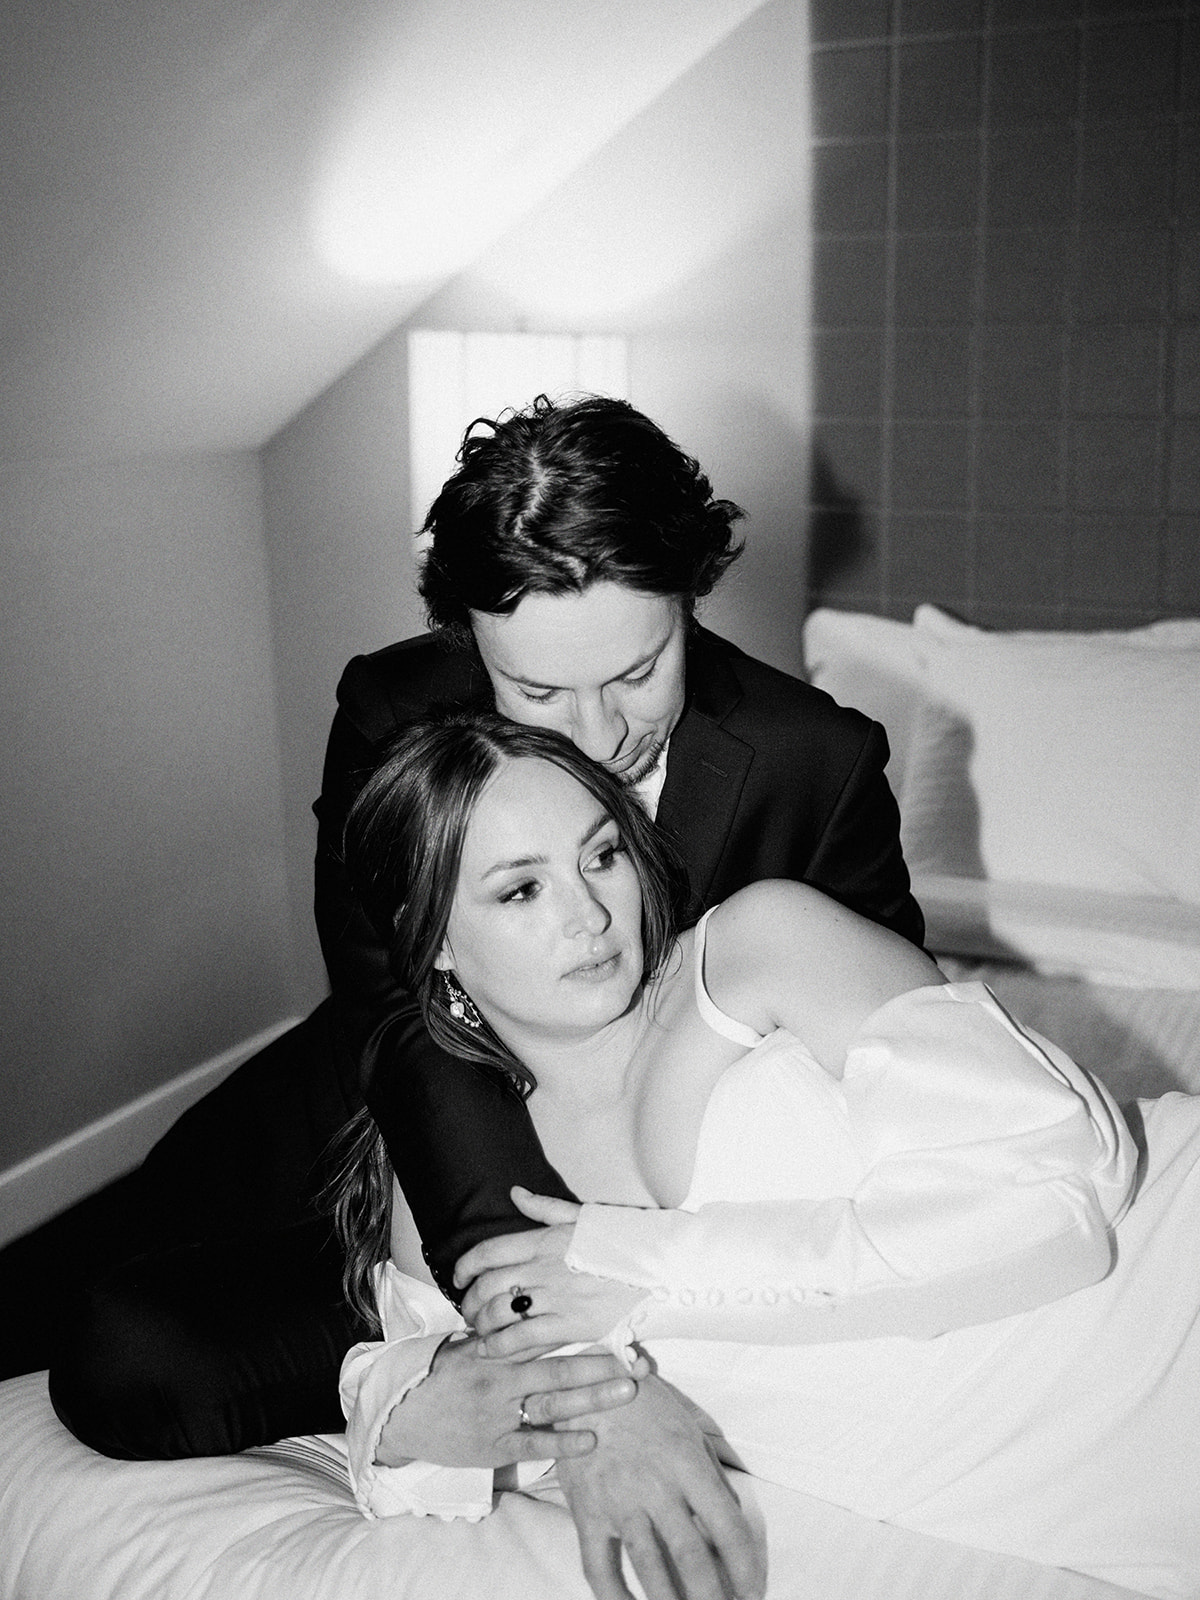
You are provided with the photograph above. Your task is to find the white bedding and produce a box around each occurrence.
[804,606,1200,949]
[934,954,1200,1104]
[917,874,1200,995]
[0,1370,1146,1600]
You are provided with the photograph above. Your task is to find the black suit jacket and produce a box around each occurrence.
[313,627,922,1296]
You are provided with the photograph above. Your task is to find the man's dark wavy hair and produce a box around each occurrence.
[418,394,744,641]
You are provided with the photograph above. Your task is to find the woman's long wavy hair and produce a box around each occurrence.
[326,709,679,1330]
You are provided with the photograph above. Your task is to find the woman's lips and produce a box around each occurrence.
[563,951,621,982]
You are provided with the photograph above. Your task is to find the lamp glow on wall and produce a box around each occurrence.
[408,331,629,536]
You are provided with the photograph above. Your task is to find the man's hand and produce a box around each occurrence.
[374,1333,641,1469]
[556,1374,766,1600]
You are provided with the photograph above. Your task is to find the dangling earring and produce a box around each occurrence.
[443,972,483,1030]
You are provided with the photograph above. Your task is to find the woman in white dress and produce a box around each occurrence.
[333,710,1200,1600]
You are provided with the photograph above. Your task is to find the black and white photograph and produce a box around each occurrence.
[1,3,1198,1597]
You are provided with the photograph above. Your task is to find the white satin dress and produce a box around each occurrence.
[345,914,1200,1598]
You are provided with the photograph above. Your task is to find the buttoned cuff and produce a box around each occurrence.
[567,1201,864,1343]
[340,1265,561,1520]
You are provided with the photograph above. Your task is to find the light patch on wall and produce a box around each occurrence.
[408,331,629,536]
[309,0,770,287]
[407,3,813,329]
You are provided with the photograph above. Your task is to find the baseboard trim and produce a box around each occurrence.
[0,1017,303,1248]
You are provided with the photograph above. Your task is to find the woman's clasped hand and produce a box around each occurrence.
[456,1188,646,1357]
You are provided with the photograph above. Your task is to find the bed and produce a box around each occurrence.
[2,603,1197,1600]
[0,1369,1148,1600]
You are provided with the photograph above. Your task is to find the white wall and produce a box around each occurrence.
[0,0,806,1210]
[0,451,299,1173]
[261,339,424,999]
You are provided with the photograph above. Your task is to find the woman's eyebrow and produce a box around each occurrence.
[480,809,612,880]
[481,850,544,879]
[577,810,614,849]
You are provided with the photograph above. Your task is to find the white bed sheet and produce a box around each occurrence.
[0,1371,1146,1600]
[916,874,1200,993]
[935,956,1200,1104]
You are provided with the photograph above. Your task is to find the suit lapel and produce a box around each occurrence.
[657,632,753,909]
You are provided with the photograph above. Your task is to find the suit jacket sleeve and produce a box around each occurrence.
[314,647,577,1302]
[666,632,924,950]
[803,719,924,948]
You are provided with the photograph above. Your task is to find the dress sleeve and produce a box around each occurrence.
[339,1265,496,1521]
[567,983,1138,1344]
[340,1262,565,1521]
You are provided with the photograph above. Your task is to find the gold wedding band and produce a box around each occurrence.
[518,1397,533,1430]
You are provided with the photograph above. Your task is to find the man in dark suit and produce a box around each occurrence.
[44,396,919,1600]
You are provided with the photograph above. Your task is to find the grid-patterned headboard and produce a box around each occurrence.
[806,0,1199,633]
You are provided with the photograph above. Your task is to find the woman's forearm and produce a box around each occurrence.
[570,1178,1116,1343]
[570,984,1137,1345]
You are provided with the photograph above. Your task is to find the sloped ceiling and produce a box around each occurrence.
[0,0,768,463]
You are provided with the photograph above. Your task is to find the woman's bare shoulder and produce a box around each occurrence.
[707,879,888,964]
[709,879,830,929]
[703,882,942,1068]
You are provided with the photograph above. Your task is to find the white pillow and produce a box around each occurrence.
[802,609,922,788]
[901,616,1200,906]
[3,1371,1112,1600]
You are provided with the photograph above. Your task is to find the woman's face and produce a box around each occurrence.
[436,755,645,1045]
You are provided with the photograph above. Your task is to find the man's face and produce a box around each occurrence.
[470,582,687,784]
